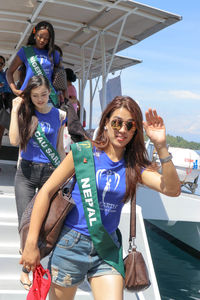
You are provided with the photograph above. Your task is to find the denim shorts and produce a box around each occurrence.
[48,226,121,287]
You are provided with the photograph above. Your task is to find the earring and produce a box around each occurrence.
[104,126,107,131]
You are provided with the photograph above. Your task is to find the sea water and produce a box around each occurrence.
[146,223,200,300]
[145,150,200,300]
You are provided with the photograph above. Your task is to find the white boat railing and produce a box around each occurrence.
[119,203,161,300]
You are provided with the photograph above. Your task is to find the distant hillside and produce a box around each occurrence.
[144,134,200,150]
[166,135,200,150]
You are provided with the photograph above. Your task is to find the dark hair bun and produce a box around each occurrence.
[65,68,76,82]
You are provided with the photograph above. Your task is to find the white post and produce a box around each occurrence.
[89,78,93,129]
[78,77,81,101]
[106,15,128,77]
[80,47,85,124]
[100,33,107,111]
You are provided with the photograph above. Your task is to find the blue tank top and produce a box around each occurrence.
[65,147,126,235]
[21,107,66,163]
[17,47,60,90]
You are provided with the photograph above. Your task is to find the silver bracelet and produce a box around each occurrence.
[159,153,172,164]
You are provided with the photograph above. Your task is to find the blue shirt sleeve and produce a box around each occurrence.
[17,47,25,63]
[54,50,60,66]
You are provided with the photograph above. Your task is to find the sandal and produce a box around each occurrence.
[20,269,32,291]
[20,280,32,291]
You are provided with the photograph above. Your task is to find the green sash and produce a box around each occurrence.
[33,124,61,167]
[71,141,125,277]
[23,46,58,107]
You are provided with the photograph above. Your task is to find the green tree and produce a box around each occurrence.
[166,135,200,150]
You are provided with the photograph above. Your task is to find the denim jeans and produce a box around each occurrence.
[15,159,55,227]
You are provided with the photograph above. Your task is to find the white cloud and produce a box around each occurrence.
[169,90,200,100]
[166,115,200,138]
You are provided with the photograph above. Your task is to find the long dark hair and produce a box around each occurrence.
[94,96,155,203]
[18,75,50,150]
[27,21,55,60]
[0,55,5,64]
[65,68,76,82]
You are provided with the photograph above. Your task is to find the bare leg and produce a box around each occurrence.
[49,282,78,300]
[90,274,124,300]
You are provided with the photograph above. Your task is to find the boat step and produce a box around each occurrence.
[0,245,20,255]
[0,222,19,244]
[0,194,17,215]
[0,253,49,277]
[0,280,92,300]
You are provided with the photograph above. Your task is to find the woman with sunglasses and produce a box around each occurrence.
[20,96,180,300]
[6,21,61,101]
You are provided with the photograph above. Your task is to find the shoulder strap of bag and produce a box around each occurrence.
[71,141,125,277]
[33,123,61,167]
[130,194,136,240]
[23,46,58,107]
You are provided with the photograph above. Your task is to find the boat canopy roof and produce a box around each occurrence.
[0,0,181,77]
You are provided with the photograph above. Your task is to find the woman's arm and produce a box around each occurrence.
[57,124,66,161]
[141,109,181,197]
[9,97,23,146]
[141,156,181,197]
[20,151,75,270]
[6,55,23,96]
[56,110,67,161]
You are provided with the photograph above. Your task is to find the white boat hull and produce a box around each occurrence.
[146,219,200,255]
[136,185,200,253]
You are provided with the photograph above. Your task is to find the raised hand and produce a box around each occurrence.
[143,108,166,148]
[14,89,23,97]
[12,96,24,113]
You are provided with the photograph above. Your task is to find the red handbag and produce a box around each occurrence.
[27,264,51,300]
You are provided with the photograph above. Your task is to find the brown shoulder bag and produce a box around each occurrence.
[124,195,151,292]
[19,173,75,259]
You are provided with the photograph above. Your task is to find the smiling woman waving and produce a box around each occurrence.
[20,96,180,300]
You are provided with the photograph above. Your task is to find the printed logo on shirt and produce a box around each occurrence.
[96,169,120,213]
[37,54,48,65]
[40,122,51,134]
[37,54,52,74]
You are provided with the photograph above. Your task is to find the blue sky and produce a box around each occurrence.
[83,1,200,143]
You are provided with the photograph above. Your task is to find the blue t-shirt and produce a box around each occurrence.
[21,107,66,163]
[0,71,11,93]
[65,148,126,235]
[17,47,60,90]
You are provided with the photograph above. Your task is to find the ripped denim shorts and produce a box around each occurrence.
[48,225,121,287]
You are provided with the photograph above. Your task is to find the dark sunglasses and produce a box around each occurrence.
[36,34,49,42]
[0,62,4,66]
[110,119,136,131]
